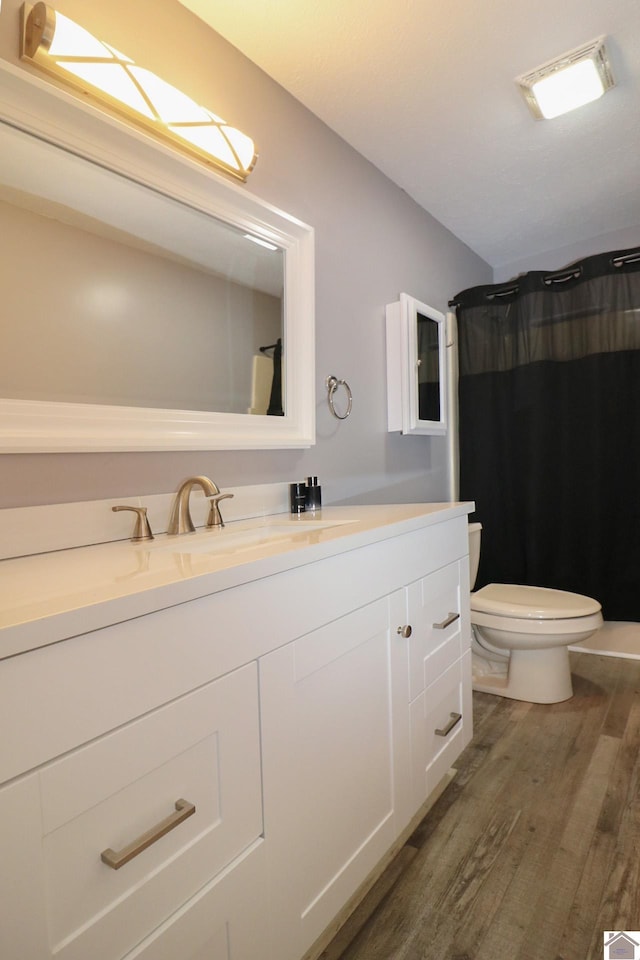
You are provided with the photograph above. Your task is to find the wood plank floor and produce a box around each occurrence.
[321,652,640,960]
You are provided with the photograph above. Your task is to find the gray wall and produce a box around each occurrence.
[0,0,490,508]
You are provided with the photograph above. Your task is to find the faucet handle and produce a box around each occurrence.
[205,493,234,529]
[112,505,154,542]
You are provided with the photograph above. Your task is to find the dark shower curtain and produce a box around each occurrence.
[452,247,640,622]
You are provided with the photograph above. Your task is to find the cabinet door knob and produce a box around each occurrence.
[397,624,412,638]
[433,611,460,630]
[100,798,195,870]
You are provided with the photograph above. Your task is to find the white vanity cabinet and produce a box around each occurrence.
[402,560,473,808]
[260,595,410,960]
[0,504,472,960]
[0,663,267,960]
[257,516,472,960]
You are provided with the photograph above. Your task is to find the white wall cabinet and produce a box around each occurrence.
[0,508,471,960]
[386,293,448,436]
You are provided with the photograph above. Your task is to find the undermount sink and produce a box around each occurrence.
[148,518,357,556]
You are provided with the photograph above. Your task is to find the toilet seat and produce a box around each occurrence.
[471,583,602,636]
[471,583,602,620]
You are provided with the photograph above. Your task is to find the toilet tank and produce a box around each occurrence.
[468,522,482,589]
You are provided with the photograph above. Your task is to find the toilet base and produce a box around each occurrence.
[472,645,573,703]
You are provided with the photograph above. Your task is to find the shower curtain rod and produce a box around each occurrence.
[449,245,640,309]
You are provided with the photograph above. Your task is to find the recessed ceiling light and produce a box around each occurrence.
[516,36,615,120]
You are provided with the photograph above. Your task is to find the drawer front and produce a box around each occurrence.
[38,662,262,960]
[410,651,472,806]
[408,561,463,701]
[0,774,49,959]
[124,840,269,960]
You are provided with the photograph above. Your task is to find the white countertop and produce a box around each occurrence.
[0,502,473,660]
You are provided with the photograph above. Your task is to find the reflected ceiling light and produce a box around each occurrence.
[20,2,258,181]
[244,234,279,251]
[516,37,615,120]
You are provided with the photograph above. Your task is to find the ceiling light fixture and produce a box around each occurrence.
[516,36,615,120]
[20,2,258,181]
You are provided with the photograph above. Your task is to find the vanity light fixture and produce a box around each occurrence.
[516,36,615,120]
[20,2,258,181]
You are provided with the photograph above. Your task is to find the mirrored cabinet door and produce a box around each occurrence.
[386,294,447,436]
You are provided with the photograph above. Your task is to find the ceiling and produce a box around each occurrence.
[178,0,640,274]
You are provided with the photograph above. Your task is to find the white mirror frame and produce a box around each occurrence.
[0,61,315,452]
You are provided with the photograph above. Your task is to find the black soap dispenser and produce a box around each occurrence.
[305,476,322,511]
[289,482,306,514]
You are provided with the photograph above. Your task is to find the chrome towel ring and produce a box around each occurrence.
[326,375,353,420]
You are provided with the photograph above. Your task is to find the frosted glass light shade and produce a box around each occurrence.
[128,67,212,124]
[48,11,112,59]
[20,1,258,180]
[531,60,604,119]
[517,37,615,120]
[62,61,156,118]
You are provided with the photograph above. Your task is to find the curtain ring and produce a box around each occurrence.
[326,375,353,420]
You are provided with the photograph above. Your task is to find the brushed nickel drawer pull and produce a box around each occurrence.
[100,798,196,870]
[397,624,412,638]
[433,611,460,630]
[435,712,462,738]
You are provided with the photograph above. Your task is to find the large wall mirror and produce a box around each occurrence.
[0,62,315,451]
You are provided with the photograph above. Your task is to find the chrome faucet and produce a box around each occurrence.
[167,475,234,535]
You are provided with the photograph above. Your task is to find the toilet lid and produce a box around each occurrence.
[471,583,601,620]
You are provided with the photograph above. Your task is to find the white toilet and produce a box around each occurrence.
[468,522,603,703]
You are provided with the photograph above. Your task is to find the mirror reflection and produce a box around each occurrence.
[0,122,285,417]
[416,312,441,423]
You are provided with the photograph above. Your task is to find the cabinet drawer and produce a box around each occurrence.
[38,662,262,960]
[0,774,49,958]
[123,840,269,960]
[408,561,463,701]
[410,651,472,805]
